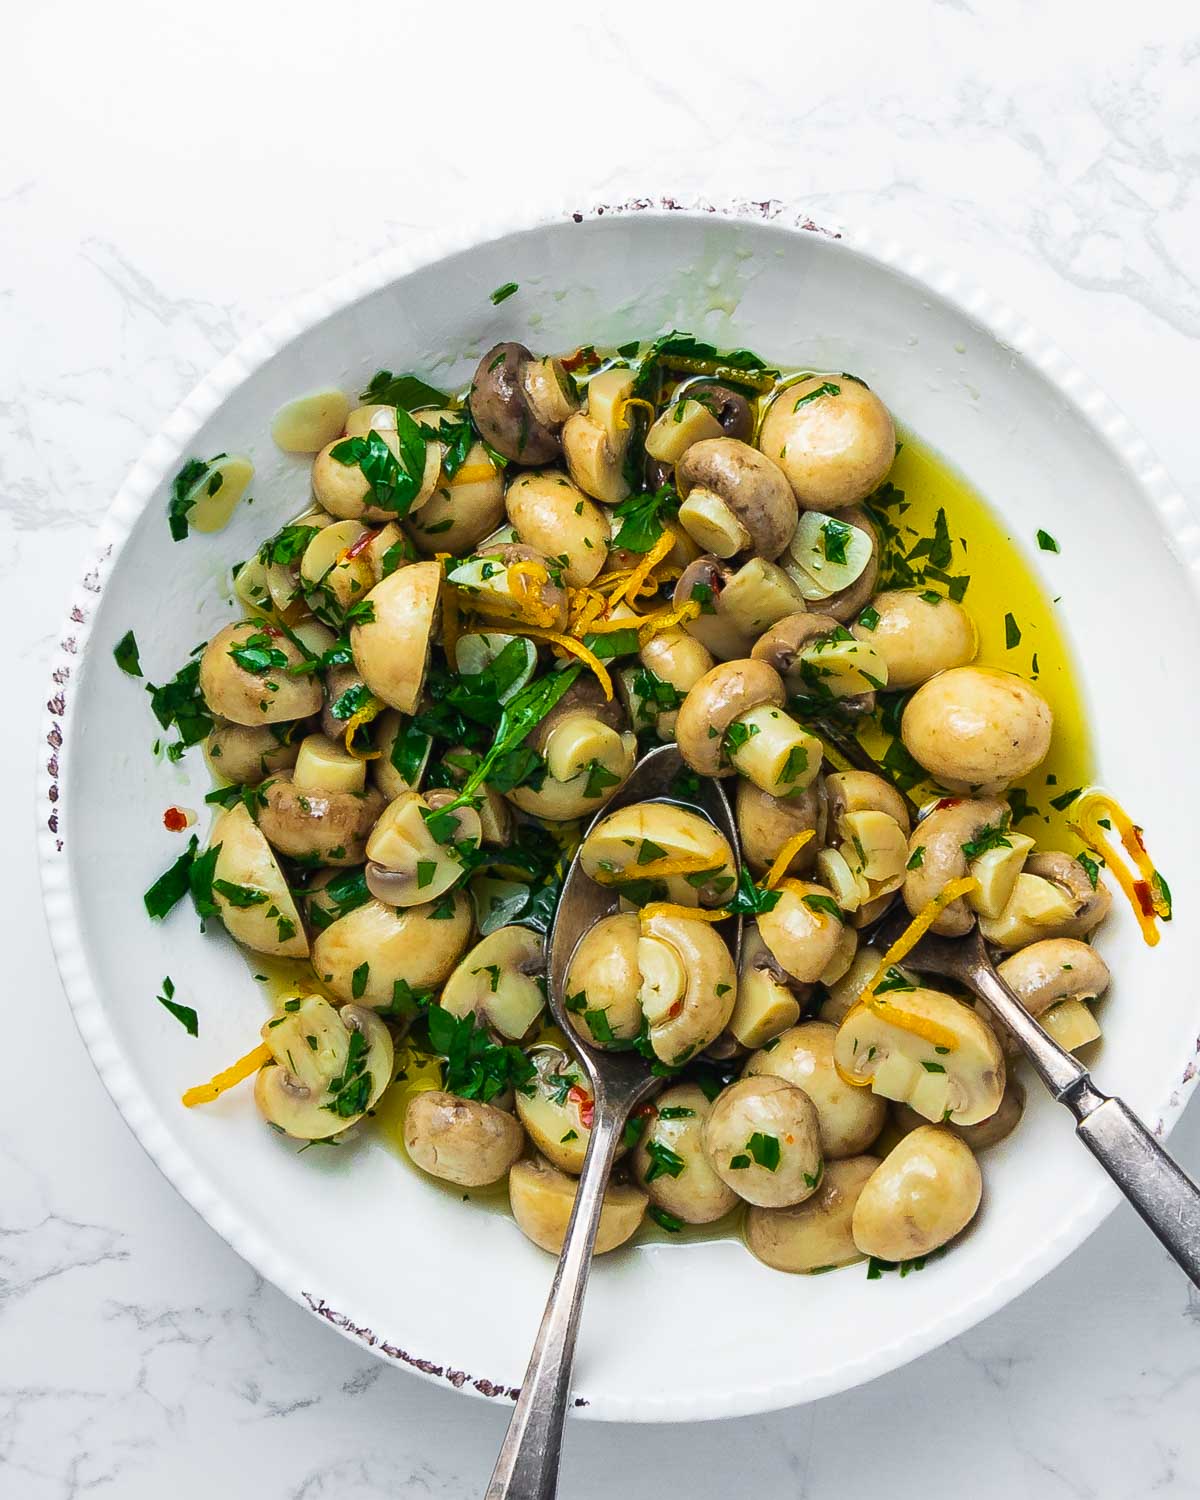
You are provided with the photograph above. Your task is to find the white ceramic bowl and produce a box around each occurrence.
[39,200,1200,1422]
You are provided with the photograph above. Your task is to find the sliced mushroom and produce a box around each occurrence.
[757,880,845,984]
[702,1075,824,1208]
[199,622,323,727]
[834,985,1005,1127]
[892,1075,1026,1152]
[403,1090,525,1186]
[851,1126,982,1261]
[851,589,977,689]
[206,718,302,783]
[505,470,610,586]
[746,1154,878,1272]
[514,1047,615,1175]
[563,912,644,1046]
[255,997,392,1140]
[440,926,546,1041]
[468,344,575,465]
[736,779,823,877]
[758,374,896,511]
[578,801,737,907]
[727,925,803,1049]
[365,791,481,907]
[509,1156,647,1255]
[901,666,1053,792]
[633,1082,739,1224]
[349,561,441,713]
[745,1021,887,1158]
[675,659,823,797]
[676,438,797,560]
[993,938,1109,1054]
[979,852,1112,950]
[561,367,636,503]
[208,803,308,958]
[903,797,1032,935]
[505,677,637,821]
[637,907,738,1067]
[780,507,880,621]
[256,773,383,866]
[300,519,375,613]
[752,613,887,711]
[310,893,472,1008]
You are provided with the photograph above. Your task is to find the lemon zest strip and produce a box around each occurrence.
[182,1043,272,1108]
[763,829,817,891]
[509,627,613,699]
[1070,789,1167,947]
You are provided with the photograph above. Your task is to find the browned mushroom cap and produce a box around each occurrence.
[682,381,754,441]
[752,612,876,714]
[468,343,573,465]
[674,659,785,777]
[672,557,754,662]
[903,796,1011,935]
[256,775,385,866]
[676,438,798,560]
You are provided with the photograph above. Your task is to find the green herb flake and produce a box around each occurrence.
[906,846,925,870]
[113,630,143,677]
[746,1132,781,1171]
[1036,529,1060,553]
[793,381,841,410]
[490,281,519,305]
[643,1140,686,1183]
[857,606,880,632]
[649,1206,684,1233]
[155,975,198,1036]
[351,961,370,999]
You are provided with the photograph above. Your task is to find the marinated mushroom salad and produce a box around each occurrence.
[123,324,1173,1278]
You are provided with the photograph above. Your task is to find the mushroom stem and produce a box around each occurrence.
[677,488,751,558]
[543,715,626,784]
[727,705,823,796]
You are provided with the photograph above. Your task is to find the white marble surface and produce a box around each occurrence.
[6,1,1200,1494]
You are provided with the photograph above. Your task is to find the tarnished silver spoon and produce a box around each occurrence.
[485,745,740,1500]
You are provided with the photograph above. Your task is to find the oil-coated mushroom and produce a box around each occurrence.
[637,907,738,1066]
[892,1076,1027,1153]
[310,893,472,1007]
[675,659,823,798]
[901,666,1053,792]
[644,397,725,464]
[255,772,384,867]
[727,925,803,1050]
[680,381,754,441]
[514,1047,620,1176]
[255,996,392,1140]
[993,937,1109,1053]
[745,1021,887,1158]
[578,801,737,907]
[746,1155,879,1272]
[208,803,308,958]
[736,780,823,878]
[206,719,302,783]
[447,542,570,633]
[632,624,715,739]
[978,851,1112,950]
[633,1082,739,1224]
[672,557,754,662]
[818,948,884,1027]
[403,1090,525,1186]
[903,797,1034,935]
[561,367,637,503]
[758,374,895,511]
[756,880,845,984]
[310,422,440,523]
[199,622,323,727]
[752,613,888,712]
[349,561,441,714]
[781,507,880,621]
[703,1075,824,1208]
[439,925,546,1041]
[505,676,637,822]
[851,1126,982,1261]
[509,1155,647,1255]
[371,710,431,801]
[563,912,644,1046]
[505,470,610,586]
[365,790,481,907]
[405,408,505,556]
[676,438,797,560]
[851,589,977,689]
[468,343,576,465]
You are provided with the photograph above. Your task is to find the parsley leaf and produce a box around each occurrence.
[113,630,142,677]
[155,975,198,1036]
[329,414,427,517]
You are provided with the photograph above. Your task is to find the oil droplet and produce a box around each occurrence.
[188,455,254,534]
[271,389,351,453]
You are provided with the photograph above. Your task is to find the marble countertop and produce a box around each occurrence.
[7,2,1200,1495]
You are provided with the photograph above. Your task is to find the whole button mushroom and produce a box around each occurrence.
[208,804,309,959]
[206,718,302,784]
[564,912,645,1046]
[676,438,798,560]
[403,1090,525,1187]
[468,343,577,465]
[851,1126,983,1262]
[758,373,896,512]
[633,1082,739,1225]
[256,772,384,867]
[349,561,441,715]
[736,779,823,878]
[311,894,472,1008]
[703,1075,824,1208]
[509,1156,647,1255]
[752,612,888,713]
[255,996,393,1140]
[978,851,1112,951]
[310,419,441,523]
[850,589,977,689]
[746,1154,879,1273]
[199,621,323,728]
[674,659,824,799]
[993,937,1110,1054]
[900,666,1053,792]
[744,1021,887,1159]
[902,796,1033,936]
[892,1076,1027,1154]
[505,677,637,822]
[504,470,610,586]
[405,408,506,557]
[781,507,881,622]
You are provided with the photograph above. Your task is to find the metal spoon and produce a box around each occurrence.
[485,745,740,1499]
[870,908,1200,1286]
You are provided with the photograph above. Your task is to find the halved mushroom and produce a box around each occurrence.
[644,396,725,463]
[505,677,637,822]
[979,852,1112,950]
[672,558,754,662]
[578,801,737,907]
[403,1090,525,1187]
[468,344,576,466]
[780,507,880,622]
[631,625,715,739]
[199,621,323,727]
[633,1082,739,1224]
[818,948,885,1028]
[561,367,636,503]
[515,1046,618,1176]
[851,1126,982,1261]
[208,803,308,958]
[752,614,887,712]
[365,790,481,908]
[892,1075,1026,1153]
[903,797,1033,935]
[745,1021,887,1158]
[676,438,797,560]
[349,561,441,713]
[993,937,1109,1053]
[310,893,472,1008]
[702,1075,824,1208]
[851,589,977,689]
[678,381,754,441]
[399,407,506,556]
[758,374,895,511]
[675,659,823,798]
[901,666,1053,792]
[727,925,802,1050]
[447,542,569,633]
[256,771,384,866]
[509,1155,647,1255]
[504,470,611,586]
[300,519,375,613]
[255,996,392,1140]
[440,926,546,1041]
[563,912,644,1046]
[815,771,912,924]
[757,880,845,984]
[206,719,302,783]
[834,985,1005,1127]
[745,1154,878,1272]
[637,907,738,1066]
[736,779,823,878]
[673,555,808,652]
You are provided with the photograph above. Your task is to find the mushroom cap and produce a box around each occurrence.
[440,925,546,1041]
[209,803,309,958]
[365,790,481,908]
[824,770,912,837]
[578,800,737,908]
[851,1126,982,1262]
[996,936,1110,1018]
[467,540,570,633]
[893,1076,1027,1153]
[638,908,738,1066]
[255,1001,392,1140]
[468,343,563,465]
[676,438,798,560]
[903,796,1011,936]
[508,1156,647,1255]
[350,561,441,714]
[515,1046,614,1175]
[524,676,625,755]
[505,470,610,587]
[310,894,472,1006]
[403,1090,525,1187]
[758,374,896,511]
[674,659,786,777]
[751,612,840,685]
[672,558,754,662]
[256,774,383,866]
[632,1082,739,1225]
[726,923,805,1050]
[206,719,302,783]
[736,778,823,877]
[756,880,844,983]
[901,667,1053,791]
[702,1074,824,1208]
[563,912,644,1047]
[745,1154,879,1272]
[681,381,754,441]
[744,1021,887,1159]
[851,589,977,690]
[199,621,323,727]
[979,851,1112,949]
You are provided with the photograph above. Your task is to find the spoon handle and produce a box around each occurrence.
[970,961,1200,1287]
[485,1103,626,1500]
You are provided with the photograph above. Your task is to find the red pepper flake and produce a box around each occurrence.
[561,345,599,373]
[1133,879,1155,918]
[934,797,964,811]
[343,528,374,560]
[163,805,192,832]
[1131,825,1147,854]
[567,1084,594,1130]
[666,998,685,1022]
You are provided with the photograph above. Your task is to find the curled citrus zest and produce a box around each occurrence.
[763,829,817,891]
[632,599,701,647]
[510,628,613,699]
[592,852,719,885]
[639,902,727,924]
[343,695,384,759]
[1070,789,1167,947]
[182,1042,271,1108]
[610,530,674,611]
[448,462,497,487]
[616,397,658,430]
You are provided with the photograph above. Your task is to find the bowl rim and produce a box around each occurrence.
[36,194,1200,1422]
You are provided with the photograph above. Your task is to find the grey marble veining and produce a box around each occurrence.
[5,1,1200,1494]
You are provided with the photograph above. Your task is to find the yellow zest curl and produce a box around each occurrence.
[611,530,674,611]
[861,875,980,1011]
[1070,789,1169,947]
[592,852,719,885]
[343,695,384,759]
[510,627,613,699]
[182,1042,272,1108]
[448,462,497,487]
[639,902,727,925]
[616,397,658,430]
[763,829,817,891]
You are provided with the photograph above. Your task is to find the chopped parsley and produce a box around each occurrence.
[1004,612,1022,650]
[643,1140,686,1183]
[960,821,1012,860]
[857,606,880,632]
[1036,529,1060,553]
[793,381,841,410]
[490,281,519,305]
[802,893,844,922]
[155,975,198,1036]
[746,1132,781,1171]
[113,630,142,677]
[649,1206,684,1233]
[906,846,925,870]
